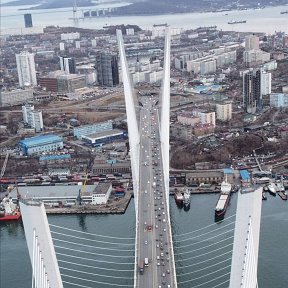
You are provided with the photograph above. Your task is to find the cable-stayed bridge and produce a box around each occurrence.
[19,29,263,288]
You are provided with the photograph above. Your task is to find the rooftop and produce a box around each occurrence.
[93,182,112,195]
[19,134,62,147]
[83,129,124,140]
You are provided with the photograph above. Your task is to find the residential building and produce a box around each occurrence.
[24,14,33,28]
[260,70,271,96]
[243,69,261,113]
[59,56,76,74]
[22,104,34,124]
[60,32,80,42]
[73,121,113,139]
[16,52,37,87]
[30,111,44,132]
[192,110,216,126]
[193,123,215,137]
[177,113,200,126]
[95,51,119,87]
[216,102,232,121]
[0,89,34,107]
[243,50,270,67]
[18,134,63,156]
[245,35,260,50]
[270,93,288,107]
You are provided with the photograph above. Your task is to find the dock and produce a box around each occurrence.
[278,191,288,201]
[45,192,132,214]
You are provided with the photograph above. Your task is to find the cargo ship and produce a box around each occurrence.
[0,197,21,221]
[174,190,184,206]
[228,20,247,24]
[215,177,232,222]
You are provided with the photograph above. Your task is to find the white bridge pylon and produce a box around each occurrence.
[20,200,64,288]
[229,186,263,288]
[116,28,171,210]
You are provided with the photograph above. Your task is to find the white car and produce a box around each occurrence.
[144,241,148,245]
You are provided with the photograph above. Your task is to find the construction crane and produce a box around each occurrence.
[0,152,9,179]
[77,174,89,205]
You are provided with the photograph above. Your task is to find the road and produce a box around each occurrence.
[136,95,175,288]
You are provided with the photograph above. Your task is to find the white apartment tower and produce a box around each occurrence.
[216,102,232,121]
[16,52,37,87]
[245,34,260,50]
[22,104,43,132]
[261,70,272,96]
[22,104,34,124]
[31,110,44,132]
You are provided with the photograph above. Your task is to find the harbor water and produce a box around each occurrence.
[1,4,288,34]
[1,193,288,287]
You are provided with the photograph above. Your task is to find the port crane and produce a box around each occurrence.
[0,152,9,179]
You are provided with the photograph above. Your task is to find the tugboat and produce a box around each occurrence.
[215,176,232,222]
[183,189,190,210]
[0,196,21,221]
[174,190,184,207]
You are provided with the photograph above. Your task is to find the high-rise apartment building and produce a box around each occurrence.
[243,69,261,113]
[16,52,37,87]
[22,104,34,124]
[22,104,43,132]
[59,56,76,74]
[216,102,232,121]
[245,34,260,50]
[260,70,272,96]
[95,51,119,87]
[31,111,44,132]
[24,14,33,28]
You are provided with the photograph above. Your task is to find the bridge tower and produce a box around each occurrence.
[20,200,64,288]
[229,186,263,287]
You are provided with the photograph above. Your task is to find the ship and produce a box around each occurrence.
[215,177,232,222]
[228,20,247,24]
[280,11,288,14]
[0,196,21,221]
[267,183,277,196]
[174,190,184,206]
[183,189,190,210]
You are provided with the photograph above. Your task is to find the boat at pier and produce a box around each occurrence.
[183,189,190,210]
[228,20,247,24]
[174,190,184,206]
[0,197,21,221]
[215,177,232,222]
[278,191,288,201]
[267,183,277,196]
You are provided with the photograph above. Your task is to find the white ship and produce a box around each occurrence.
[183,189,190,208]
[267,183,277,196]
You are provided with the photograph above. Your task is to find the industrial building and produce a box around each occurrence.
[81,129,128,147]
[18,134,63,156]
[0,88,34,107]
[11,183,112,205]
[73,121,113,139]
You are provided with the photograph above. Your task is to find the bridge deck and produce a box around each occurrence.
[135,96,176,288]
